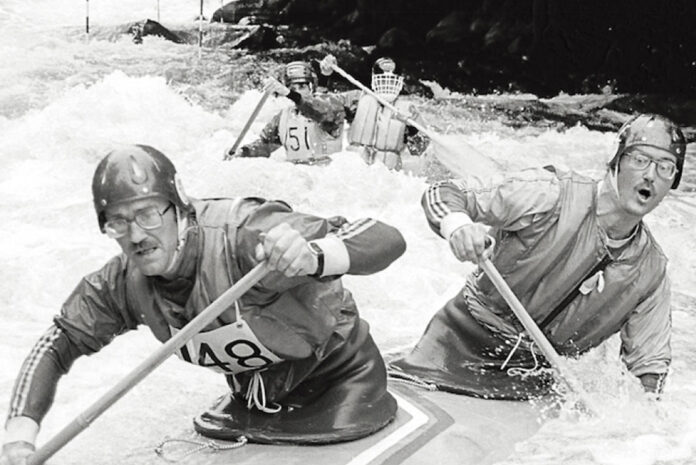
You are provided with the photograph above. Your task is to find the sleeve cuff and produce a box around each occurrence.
[310,237,350,277]
[3,416,39,446]
[440,212,474,240]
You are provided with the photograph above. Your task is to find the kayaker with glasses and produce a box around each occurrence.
[392,114,687,400]
[1,145,405,465]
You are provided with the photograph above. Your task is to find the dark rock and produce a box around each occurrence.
[212,0,288,24]
[377,27,422,54]
[426,11,475,46]
[128,19,184,44]
[231,25,279,49]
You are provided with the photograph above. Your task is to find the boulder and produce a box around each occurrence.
[129,19,185,44]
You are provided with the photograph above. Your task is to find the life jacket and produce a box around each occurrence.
[348,94,407,153]
[127,198,356,376]
[277,107,343,162]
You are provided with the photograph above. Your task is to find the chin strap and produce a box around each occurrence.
[162,207,192,276]
[608,164,621,201]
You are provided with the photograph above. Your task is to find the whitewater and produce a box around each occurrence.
[1,1,696,464]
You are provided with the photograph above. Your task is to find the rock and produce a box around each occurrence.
[231,25,279,49]
[377,27,421,53]
[128,19,184,44]
[425,11,474,46]
[211,0,288,24]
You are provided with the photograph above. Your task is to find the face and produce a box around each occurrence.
[615,146,676,217]
[289,81,312,98]
[105,197,178,276]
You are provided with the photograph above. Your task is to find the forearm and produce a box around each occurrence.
[421,168,561,237]
[421,181,473,238]
[238,114,282,158]
[324,219,406,276]
[238,140,279,158]
[289,92,344,137]
[6,326,79,428]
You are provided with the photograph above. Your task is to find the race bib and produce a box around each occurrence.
[171,303,282,374]
[284,121,313,160]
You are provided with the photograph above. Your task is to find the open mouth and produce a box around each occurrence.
[637,187,652,202]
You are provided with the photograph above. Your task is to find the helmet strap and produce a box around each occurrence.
[163,206,192,276]
[609,162,621,201]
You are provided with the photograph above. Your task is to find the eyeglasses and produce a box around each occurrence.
[104,204,173,239]
[622,152,678,180]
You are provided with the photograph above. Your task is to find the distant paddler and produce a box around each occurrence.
[392,114,687,401]
[225,61,346,165]
[319,55,430,171]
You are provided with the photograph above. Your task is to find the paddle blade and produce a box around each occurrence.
[428,133,502,179]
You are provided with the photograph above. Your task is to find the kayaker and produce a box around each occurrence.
[319,55,430,171]
[392,114,686,399]
[226,61,346,165]
[1,145,405,464]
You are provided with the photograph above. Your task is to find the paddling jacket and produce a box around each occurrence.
[422,167,671,380]
[6,198,405,426]
[238,91,344,163]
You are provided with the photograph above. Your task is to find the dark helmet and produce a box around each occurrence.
[283,61,317,89]
[609,114,687,189]
[92,144,191,232]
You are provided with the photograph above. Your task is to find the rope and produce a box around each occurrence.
[245,371,282,413]
[155,436,247,462]
[501,334,542,379]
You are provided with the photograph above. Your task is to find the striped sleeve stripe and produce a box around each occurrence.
[425,182,450,221]
[333,218,377,240]
[9,325,63,418]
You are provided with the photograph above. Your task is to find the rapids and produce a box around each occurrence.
[1,2,695,464]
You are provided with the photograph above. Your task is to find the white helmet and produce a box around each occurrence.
[371,57,404,100]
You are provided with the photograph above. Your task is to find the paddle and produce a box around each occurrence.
[223,91,271,161]
[321,61,501,178]
[479,257,600,415]
[27,263,270,465]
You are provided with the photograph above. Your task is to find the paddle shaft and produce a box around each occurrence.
[28,263,270,465]
[479,259,598,415]
[224,91,271,160]
[327,63,488,166]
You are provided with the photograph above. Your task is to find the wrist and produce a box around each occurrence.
[308,242,324,277]
[441,212,474,241]
[310,237,350,276]
[4,416,39,446]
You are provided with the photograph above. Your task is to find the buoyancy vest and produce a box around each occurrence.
[127,199,358,376]
[467,172,668,355]
[277,107,343,162]
[348,94,406,153]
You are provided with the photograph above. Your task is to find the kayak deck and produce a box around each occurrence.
[158,382,545,465]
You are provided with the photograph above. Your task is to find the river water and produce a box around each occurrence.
[1,1,696,464]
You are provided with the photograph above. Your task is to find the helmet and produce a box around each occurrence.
[92,144,191,232]
[609,114,686,189]
[371,57,404,98]
[283,61,317,89]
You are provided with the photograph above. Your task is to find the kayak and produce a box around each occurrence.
[154,380,547,465]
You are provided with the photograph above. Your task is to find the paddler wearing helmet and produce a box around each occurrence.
[226,61,346,165]
[319,55,430,171]
[2,144,406,464]
[392,114,686,399]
